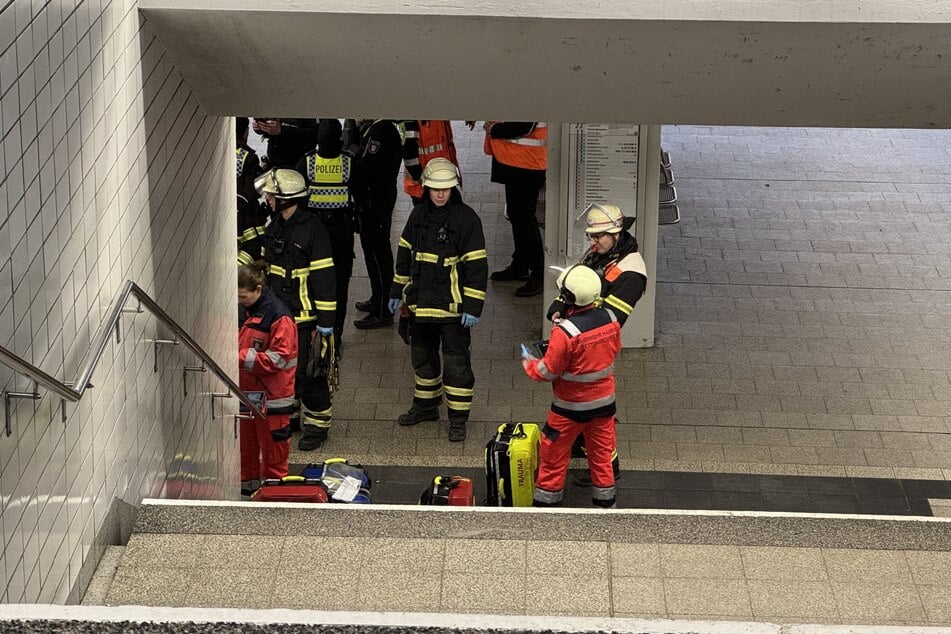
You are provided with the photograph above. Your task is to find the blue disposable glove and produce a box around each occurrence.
[388,298,402,314]
[461,313,479,328]
[316,325,333,337]
[519,343,535,361]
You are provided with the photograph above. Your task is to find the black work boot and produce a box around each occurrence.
[398,405,439,427]
[448,420,467,442]
[515,276,544,297]
[571,456,622,487]
[490,266,529,282]
[354,299,373,312]
[298,427,328,451]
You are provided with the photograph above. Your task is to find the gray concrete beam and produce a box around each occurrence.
[140,1,951,127]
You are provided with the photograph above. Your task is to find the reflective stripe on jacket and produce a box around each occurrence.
[403,120,459,198]
[305,153,352,209]
[487,122,547,170]
[239,287,298,413]
[525,305,621,422]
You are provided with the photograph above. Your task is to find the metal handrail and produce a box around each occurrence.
[0,279,263,427]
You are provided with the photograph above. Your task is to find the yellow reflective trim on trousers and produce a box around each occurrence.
[460,249,487,262]
[604,294,633,315]
[313,300,336,311]
[444,385,474,397]
[463,287,485,300]
[414,387,443,399]
[415,252,439,263]
[399,237,412,249]
[414,308,460,318]
[446,400,472,411]
[415,375,442,387]
[393,274,411,284]
[269,264,286,276]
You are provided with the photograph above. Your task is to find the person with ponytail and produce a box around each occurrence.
[238,261,298,496]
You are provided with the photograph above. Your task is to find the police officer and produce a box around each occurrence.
[250,169,337,451]
[523,265,621,508]
[547,203,648,486]
[236,117,267,263]
[296,119,355,346]
[352,119,403,329]
[389,158,488,442]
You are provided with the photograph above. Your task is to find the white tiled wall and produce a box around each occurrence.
[0,1,238,603]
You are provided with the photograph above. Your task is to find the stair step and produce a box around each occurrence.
[81,545,126,606]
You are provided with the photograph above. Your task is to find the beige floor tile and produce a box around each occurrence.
[610,543,661,577]
[361,537,445,574]
[747,579,839,620]
[443,539,526,575]
[527,540,608,577]
[359,567,443,611]
[904,550,951,586]
[918,584,951,624]
[741,546,827,580]
[525,574,610,616]
[612,576,667,615]
[105,566,194,607]
[663,578,752,617]
[192,535,284,571]
[660,544,744,579]
[441,572,525,615]
[823,548,911,584]
[185,568,276,609]
[279,536,365,574]
[832,582,925,623]
[271,568,367,611]
[120,534,207,569]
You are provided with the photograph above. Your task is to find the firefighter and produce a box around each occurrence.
[352,119,403,329]
[238,261,298,495]
[252,117,319,169]
[296,119,355,347]
[389,158,488,442]
[522,265,621,508]
[250,169,336,451]
[548,203,648,486]
[402,120,460,205]
[485,121,547,297]
[236,117,267,263]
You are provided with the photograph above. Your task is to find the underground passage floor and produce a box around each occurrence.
[138,122,949,627]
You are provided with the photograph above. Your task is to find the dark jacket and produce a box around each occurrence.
[352,120,403,214]
[390,190,488,322]
[255,118,318,169]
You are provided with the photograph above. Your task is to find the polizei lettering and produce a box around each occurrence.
[315,164,342,174]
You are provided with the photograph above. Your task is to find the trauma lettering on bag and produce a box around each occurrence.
[517,458,526,488]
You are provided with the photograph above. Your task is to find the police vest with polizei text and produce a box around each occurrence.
[305,154,352,210]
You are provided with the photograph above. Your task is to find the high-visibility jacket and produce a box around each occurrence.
[486,122,547,171]
[402,120,459,198]
[304,153,352,210]
[239,286,298,414]
[525,305,621,422]
[390,193,487,322]
[236,147,251,177]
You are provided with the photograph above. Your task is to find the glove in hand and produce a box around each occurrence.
[461,313,479,328]
[519,343,537,361]
[316,326,333,337]
[388,298,402,314]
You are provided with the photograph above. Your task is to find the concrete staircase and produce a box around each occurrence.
[16,499,949,631]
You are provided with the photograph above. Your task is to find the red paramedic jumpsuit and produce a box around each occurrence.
[523,304,621,508]
[239,286,298,480]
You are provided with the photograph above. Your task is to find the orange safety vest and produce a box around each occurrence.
[403,120,459,198]
[485,123,547,171]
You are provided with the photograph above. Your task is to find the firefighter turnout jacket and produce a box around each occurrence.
[525,305,621,422]
[239,286,298,415]
[584,232,647,326]
[390,192,487,322]
[402,120,459,199]
[256,208,336,330]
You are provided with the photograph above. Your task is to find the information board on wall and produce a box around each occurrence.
[564,124,639,262]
